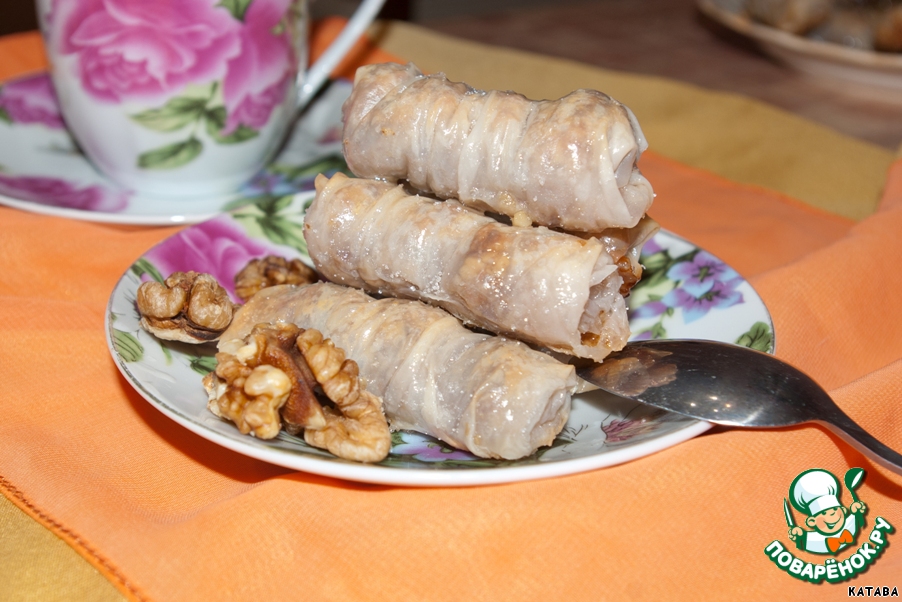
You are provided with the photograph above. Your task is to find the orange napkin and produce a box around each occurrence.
[2,22,901,602]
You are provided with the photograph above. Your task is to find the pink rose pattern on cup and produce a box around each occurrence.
[0,74,65,129]
[48,0,300,170]
[222,0,298,135]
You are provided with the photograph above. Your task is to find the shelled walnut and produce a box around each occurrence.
[205,323,326,439]
[207,324,391,463]
[136,271,237,343]
[296,329,392,463]
[234,255,318,301]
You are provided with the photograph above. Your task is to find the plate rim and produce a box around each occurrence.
[107,329,714,487]
[0,191,223,225]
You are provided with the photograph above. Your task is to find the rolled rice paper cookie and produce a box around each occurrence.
[341,62,654,233]
[220,283,578,460]
[306,173,641,361]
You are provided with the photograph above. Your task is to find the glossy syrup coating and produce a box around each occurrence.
[341,62,654,233]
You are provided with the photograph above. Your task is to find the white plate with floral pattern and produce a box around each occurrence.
[0,72,353,225]
[106,194,775,487]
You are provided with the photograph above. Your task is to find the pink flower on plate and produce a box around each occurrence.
[221,0,296,134]
[602,418,658,445]
[391,432,478,462]
[50,0,242,103]
[0,74,65,129]
[0,174,129,212]
[142,216,292,300]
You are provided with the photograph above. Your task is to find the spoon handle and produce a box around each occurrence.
[816,412,902,475]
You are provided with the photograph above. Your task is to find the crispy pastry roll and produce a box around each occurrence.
[306,173,657,361]
[341,62,654,233]
[219,283,578,460]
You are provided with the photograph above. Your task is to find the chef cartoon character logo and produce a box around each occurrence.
[765,467,896,584]
[785,468,866,555]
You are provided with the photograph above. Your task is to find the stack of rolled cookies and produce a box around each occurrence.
[229,62,658,460]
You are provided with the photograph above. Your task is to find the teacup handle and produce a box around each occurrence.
[297,0,388,109]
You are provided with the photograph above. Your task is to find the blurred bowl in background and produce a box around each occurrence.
[698,0,902,91]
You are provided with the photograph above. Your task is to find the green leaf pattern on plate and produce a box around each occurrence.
[113,329,143,362]
[736,321,774,352]
[233,194,308,254]
[189,355,218,376]
[131,257,165,283]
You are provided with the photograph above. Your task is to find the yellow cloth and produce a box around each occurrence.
[2,19,901,602]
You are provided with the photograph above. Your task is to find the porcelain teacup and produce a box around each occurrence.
[36,0,384,199]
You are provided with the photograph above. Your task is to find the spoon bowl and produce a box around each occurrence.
[578,340,902,474]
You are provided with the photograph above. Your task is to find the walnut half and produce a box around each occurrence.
[137,272,237,343]
[296,329,391,464]
[234,255,318,302]
[205,360,293,440]
[206,323,326,439]
[207,324,391,463]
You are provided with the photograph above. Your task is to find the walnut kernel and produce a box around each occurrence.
[137,272,237,343]
[234,256,318,301]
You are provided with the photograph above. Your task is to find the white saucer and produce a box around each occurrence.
[0,73,353,225]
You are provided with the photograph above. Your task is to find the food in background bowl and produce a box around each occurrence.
[875,4,902,51]
[746,0,833,34]
[744,0,902,53]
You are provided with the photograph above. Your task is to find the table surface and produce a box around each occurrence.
[418,0,902,151]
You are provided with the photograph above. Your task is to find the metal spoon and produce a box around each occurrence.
[577,339,902,474]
